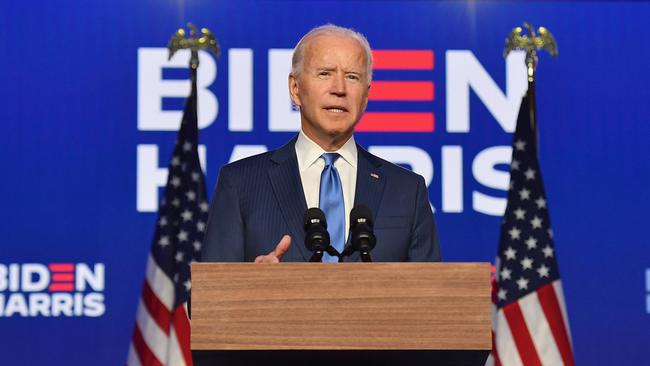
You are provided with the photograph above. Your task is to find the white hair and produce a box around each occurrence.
[291,24,373,82]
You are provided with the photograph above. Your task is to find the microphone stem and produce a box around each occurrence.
[309,251,324,262]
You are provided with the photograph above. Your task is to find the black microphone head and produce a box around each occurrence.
[350,204,373,228]
[304,207,327,230]
[349,204,376,257]
[304,207,330,252]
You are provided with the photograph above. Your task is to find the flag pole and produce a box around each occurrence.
[489,24,574,366]
[504,22,558,149]
[126,24,221,366]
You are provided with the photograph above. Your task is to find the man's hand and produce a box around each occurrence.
[254,235,292,263]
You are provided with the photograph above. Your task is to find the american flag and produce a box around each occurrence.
[487,94,575,366]
[127,70,208,366]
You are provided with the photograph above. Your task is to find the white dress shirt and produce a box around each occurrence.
[295,130,357,241]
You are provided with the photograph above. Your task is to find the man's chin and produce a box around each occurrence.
[322,119,356,134]
[325,127,355,141]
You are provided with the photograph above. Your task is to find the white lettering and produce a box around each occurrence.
[137,48,218,130]
[472,146,511,216]
[4,293,28,317]
[137,144,207,212]
[21,264,49,292]
[9,264,19,291]
[0,264,6,291]
[446,51,527,133]
[74,293,84,316]
[51,293,74,316]
[229,49,254,131]
[76,263,105,292]
[442,146,464,213]
[28,293,51,316]
[268,49,300,131]
[83,293,106,317]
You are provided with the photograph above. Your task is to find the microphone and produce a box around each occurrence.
[348,205,376,262]
[303,208,335,262]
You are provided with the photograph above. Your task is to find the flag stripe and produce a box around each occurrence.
[553,281,573,347]
[519,291,564,365]
[494,309,524,366]
[485,354,494,366]
[145,255,174,310]
[132,324,164,366]
[356,112,434,132]
[503,302,543,366]
[142,280,171,334]
[126,342,143,366]
[489,304,503,366]
[538,282,575,366]
[136,300,169,363]
[372,50,434,69]
[368,81,434,101]
[167,325,188,366]
[172,306,193,365]
[490,331,502,366]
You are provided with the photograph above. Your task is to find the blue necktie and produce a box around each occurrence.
[319,153,345,262]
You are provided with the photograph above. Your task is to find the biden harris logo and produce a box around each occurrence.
[136,47,528,217]
[0,263,105,317]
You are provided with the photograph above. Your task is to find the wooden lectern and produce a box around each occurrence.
[191,263,491,365]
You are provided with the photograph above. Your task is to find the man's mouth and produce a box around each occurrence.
[324,106,348,113]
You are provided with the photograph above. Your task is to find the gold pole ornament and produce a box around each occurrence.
[504,23,558,137]
[504,23,557,83]
[168,23,221,71]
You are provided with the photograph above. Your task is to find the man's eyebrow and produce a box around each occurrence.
[313,67,364,76]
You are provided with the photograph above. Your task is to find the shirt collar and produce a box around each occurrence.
[295,130,358,172]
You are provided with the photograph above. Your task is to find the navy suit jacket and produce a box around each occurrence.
[202,137,441,262]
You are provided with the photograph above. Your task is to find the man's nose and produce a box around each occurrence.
[329,72,346,96]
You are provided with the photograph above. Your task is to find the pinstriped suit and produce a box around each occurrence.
[201,136,441,262]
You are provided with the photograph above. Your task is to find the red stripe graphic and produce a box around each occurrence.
[172,306,193,366]
[132,325,163,366]
[538,284,575,366]
[52,273,74,282]
[369,81,434,101]
[503,301,543,366]
[357,112,434,132]
[372,50,434,70]
[143,280,171,334]
[48,283,74,292]
[49,263,74,272]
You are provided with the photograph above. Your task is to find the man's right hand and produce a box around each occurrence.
[254,235,292,263]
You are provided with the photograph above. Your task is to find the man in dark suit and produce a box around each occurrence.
[202,24,441,263]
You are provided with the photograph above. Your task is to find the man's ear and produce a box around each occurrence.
[288,74,301,107]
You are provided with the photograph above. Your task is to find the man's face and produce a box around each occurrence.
[289,35,370,147]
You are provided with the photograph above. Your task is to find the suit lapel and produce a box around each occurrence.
[348,145,386,262]
[354,145,386,221]
[267,137,309,261]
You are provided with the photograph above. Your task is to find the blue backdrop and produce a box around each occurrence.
[1,1,649,364]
